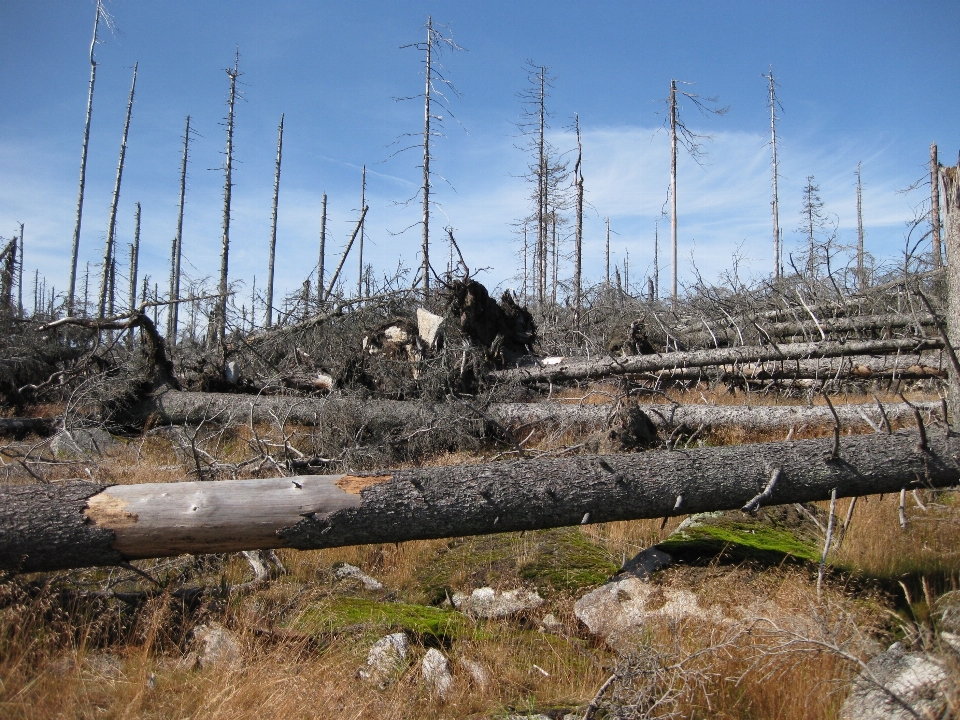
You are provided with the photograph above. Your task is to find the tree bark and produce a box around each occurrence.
[942,160,960,421]
[1,429,955,574]
[265,114,284,327]
[215,56,240,347]
[489,338,944,385]
[932,143,943,269]
[140,390,934,436]
[168,116,190,345]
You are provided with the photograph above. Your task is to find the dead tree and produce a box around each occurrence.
[323,206,368,301]
[317,193,327,310]
[1,429,956,574]
[126,203,140,348]
[67,0,105,315]
[856,162,866,288]
[573,114,585,322]
[97,62,138,318]
[932,143,943,269]
[763,67,782,280]
[167,115,191,345]
[0,237,16,314]
[357,165,366,299]
[265,113,284,327]
[942,157,960,420]
[799,175,828,277]
[666,79,727,305]
[214,53,241,347]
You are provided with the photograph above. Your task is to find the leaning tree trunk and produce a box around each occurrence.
[490,337,944,385]
[1,429,955,574]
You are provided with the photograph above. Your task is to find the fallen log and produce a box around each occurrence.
[489,338,944,385]
[1,429,954,574]
[0,417,58,438]
[139,390,936,436]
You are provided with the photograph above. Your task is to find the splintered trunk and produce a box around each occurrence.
[98,62,138,319]
[168,115,190,345]
[265,114,284,327]
[573,115,584,323]
[317,193,327,308]
[932,143,943,269]
[68,1,101,315]
[1,429,956,574]
[126,203,140,348]
[856,162,865,289]
[358,165,366,299]
[421,18,433,298]
[766,67,781,280]
[215,57,240,347]
[669,79,678,306]
[941,159,960,421]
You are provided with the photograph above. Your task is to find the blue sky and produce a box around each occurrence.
[2,1,958,315]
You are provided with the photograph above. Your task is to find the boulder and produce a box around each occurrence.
[421,648,455,698]
[187,623,241,669]
[840,642,950,720]
[358,632,409,687]
[451,587,543,619]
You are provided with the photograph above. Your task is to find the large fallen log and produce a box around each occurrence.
[139,390,936,436]
[1,429,955,573]
[489,338,944,385]
[676,313,936,350]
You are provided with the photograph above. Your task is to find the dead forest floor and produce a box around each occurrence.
[2,386,960,719]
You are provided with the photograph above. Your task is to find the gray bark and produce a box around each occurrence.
[265,114,283,327]
[932,143,943,269]
[1,429,955,573]
[490,338,944,385]
[421,17,432,297]
[324,206,368,301]
[215,56,240,346]
[670,79,678,305]
[573,114,584,322]
[98,62,138,318]
[142,390,934,436]
[317,193,327,310]
[168,115,190,345]
[942,161,960,421]
[765,67,780,280]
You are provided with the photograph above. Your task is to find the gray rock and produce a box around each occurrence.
[333,562,384,591]
[51,428,120,458]
[189,623,241,669]
[619,547,673,579]
[451,587,543,619]
[840,642,949,720]
[421,648,455,698]
[457,657,490,689]
[538,613,564,634]
[933,590,960,634]
[358,632,408,687]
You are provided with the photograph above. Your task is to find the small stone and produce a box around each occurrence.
[191,623,241,669]
[421,648,454,699]
[51,428,120,459]
[457,657,490,689]
[333,562,384,591]
[538,613,563,634]
[358,633,408,687]
[840,642,950,720]
[451,587,543,619]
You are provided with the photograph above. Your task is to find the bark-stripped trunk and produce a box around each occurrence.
[490,337,944,385]
[421,17,433,298]
[670,79,678,306]
[358,165,366,300]
[265,114,284,328]
[68,1,101,315]
[98,62,138,318]
[215,56,240,347]
[126,203,140,348]
[573,115,583,324]
[941,160,960,421]
[168,116,190,346]
[856,162,865,289]
[766,67,781,281]
[317,193,327,309]
[1,429,955,574]
[932,143,943,269]
[324,206,368,301]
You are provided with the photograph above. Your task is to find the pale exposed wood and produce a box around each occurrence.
[490,338,944,385]
[265,114,284,327]
[168,116,190,344]
[942,160,960,421]
[2,429,957,573]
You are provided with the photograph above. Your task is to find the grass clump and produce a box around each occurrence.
[291,597,474,641]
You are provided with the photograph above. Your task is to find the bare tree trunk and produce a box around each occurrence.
[670,79,678,306]
[932,143,943,269]
[537,66,547,304]
[168,115,190,346]
[856,162,865,289]
[765,67,781,281]
[653,220,659,301]
[98,62,137,318]
[324,206,368,301]
[358,165,366,299]
[2,429,955,574]
[941,158,960,421]
[265,113,284,328]
[17,223,23,317]
[605,217,611,286]
[215,54,241,347]
[421,17,433,298]
[68,1,102,315]
[573,115,584,324]
[126,202,140,348]
[317,193,327,310]
[490,337,943,385]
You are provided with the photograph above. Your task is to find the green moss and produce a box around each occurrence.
[412,527,619,601]
[658,518,820,565]
[291,597,474,640]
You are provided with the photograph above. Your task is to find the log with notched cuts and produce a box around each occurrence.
[1,429,956,574]
[489,338,944,385]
